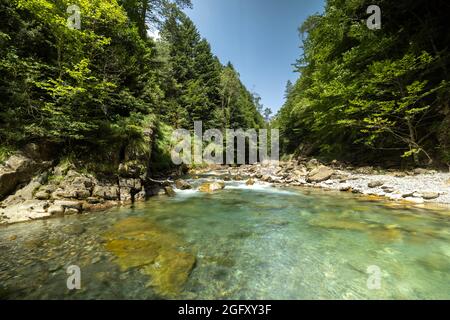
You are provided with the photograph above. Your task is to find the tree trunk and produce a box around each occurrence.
[406,116,419,164]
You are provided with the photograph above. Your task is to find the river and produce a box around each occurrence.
[0,177,449,299]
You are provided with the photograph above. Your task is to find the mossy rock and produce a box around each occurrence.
[103,217,196,297]
[308,217,368,231]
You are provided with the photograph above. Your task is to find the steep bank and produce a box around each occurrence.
[0,143,181,225]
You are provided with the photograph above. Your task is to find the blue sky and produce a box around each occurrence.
[183,0,325,113]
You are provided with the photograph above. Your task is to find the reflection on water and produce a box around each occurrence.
[0,179,449,299]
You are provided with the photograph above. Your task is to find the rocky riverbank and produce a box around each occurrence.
[0,145,180,225]
[2,149,450,225]
[194,159,450,208]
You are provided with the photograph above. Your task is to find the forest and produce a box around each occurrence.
[275,0,450,169]
[0,0,264,173]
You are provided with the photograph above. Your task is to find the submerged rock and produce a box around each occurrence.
[308,217,368,231]
[62,224,86,236]
[103,217,196,297]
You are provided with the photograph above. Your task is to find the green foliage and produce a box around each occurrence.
[0,145,14,164]
[276,0,450,166]
[0,0,262,175]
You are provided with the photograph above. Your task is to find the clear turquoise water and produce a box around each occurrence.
[0,179,449,299]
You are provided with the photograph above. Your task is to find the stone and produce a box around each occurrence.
[339,184,351,192]
[306,166,334,183]
[64,208,80,215]
[53,200,82,211]
[368,181,384,188]
[402,192,416,198]
[306,159,320,170]
[47,205,64,215]
[393,172,406,178]
[413,168,430,175]
[0,153,50,200]
[382,187,394,193]
[164,186,176,197]
[246,178,255,186]
[421,192,440,200]
[92,185,119,200]
[86,197,104,204]
[198,181,225,193]
[175,179,192,190]
[35,191,50,200]
[1,177,43,206]
[51,184,91,200]
[0,200,50,223]
[355,166,374,174]
[135,190,146,201]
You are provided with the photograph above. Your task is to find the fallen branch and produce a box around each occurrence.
[147,178,174,185]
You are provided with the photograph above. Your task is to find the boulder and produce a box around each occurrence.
[402,192,416,198]
[175,179,192,190]
[92,185,120,200]
[53,200,82,211]
[306,159,320,170]
[103,217,196,297]
[368,181,384,188]
[413,168,430,175]
[0,153,50,200]
[393,172,406,178]
[0,200,50,224]
[339,184,351,192]
[51,186,90,200]
[198,181,225,193]
[246,178,255,186]
[381,186,394,193]
[421,192,440,200]
[47,205,64,215]
[35,191,50,200]
[306,166,334,183]
[65,208,80,215]
[164,186,176,197]
[354,166,375,174]
[1,176,43,206]
[86,197,104,204]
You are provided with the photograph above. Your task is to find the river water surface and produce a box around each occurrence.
[0,178,449,299]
